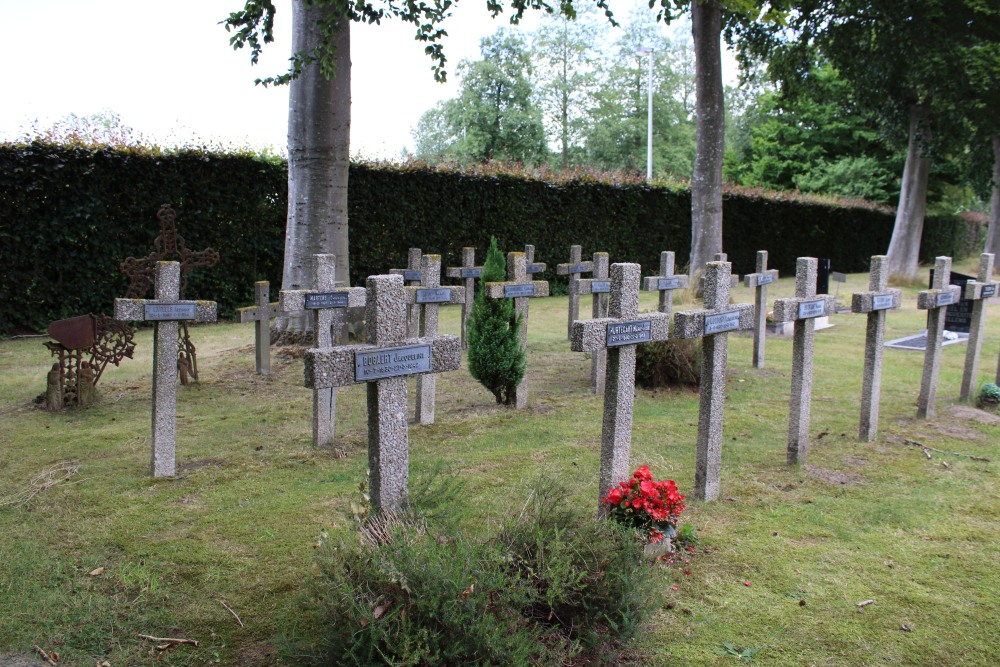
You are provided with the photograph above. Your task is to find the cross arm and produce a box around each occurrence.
[556,261,594,275]
[483,281,550,299]
[404,286,467,304]
[445,266,483,279]
[570,313,669,353]
[279,287,366,313]
[916,285,962,310]
[771,295,836,323]
[305,335,462,389]
[236,302,281,322]
[673,304,754,339]
[114,298,217,323]
[743,270,779,289]
[963,280,999,301]
[577,278,611,295]
[642,275,689,291]
[526,262,547,274]
[851,289,902,314]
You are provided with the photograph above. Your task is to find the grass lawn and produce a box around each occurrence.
[1,257,999,666]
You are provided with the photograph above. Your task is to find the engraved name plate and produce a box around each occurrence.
[355,344,431,381]
[872,294,896,311]
[607,319,652,347]
[756,274,775,285]
[798,299,827,319]
[590,281,611,293]
[402,270,421,281]
[658,277,683,290]
[981,284,996,298]
[935,292,955,307]
[459,268,482,278]
[144,303,196,321]
[505,284,535,298]
[526,263,544,274]
[305,292,349,309]
[704,310,741,335]
[565,263,589,274]
[416,288,452,304]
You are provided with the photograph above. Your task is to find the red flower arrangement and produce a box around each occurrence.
[603,466,686,544]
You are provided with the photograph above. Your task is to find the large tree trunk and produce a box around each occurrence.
[886,104,932,279]
[688,0,725,279]
[985,134,1000,261]
[282,0,351,332]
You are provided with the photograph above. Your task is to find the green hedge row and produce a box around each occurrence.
[0,143,980,335]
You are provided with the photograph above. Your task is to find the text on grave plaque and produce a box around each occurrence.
[872,294,896,311]
[590,281,611,293]
[504,284,535,298]
[935,291,955,307]
[355,344,431,381]
[658,277,683,290]
[798,299,827,319]
[981,284,996,298]
[756,274,775,285]
[305,292,349,309]
[459,268,482,278]
[704,310,741,335]
[416,288,452,304]
[144,303,197,321]
[526,263,544,274]
[607,320,652,347]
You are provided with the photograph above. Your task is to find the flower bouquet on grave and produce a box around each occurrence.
[603,466,685,557]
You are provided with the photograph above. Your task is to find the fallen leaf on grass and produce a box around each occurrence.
[373,603,389,620]
[89,567,105,576]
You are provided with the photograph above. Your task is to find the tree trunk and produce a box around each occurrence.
[282,0,351,332]
[985,134,1000,261]
[886,104,931,280]
[688,0,725,279]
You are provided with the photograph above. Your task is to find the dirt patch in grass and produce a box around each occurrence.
[842,456,869,468]
[177,458,226,472]
[804,465,863,486]
[0,653,45,667]
[946,404,1000,426]
[235,642,280,667]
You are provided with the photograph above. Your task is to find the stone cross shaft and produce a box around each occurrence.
[960,253,998,401]
[445,247,482,349]
[304,274,461,511]
[642,251,689,319]
[556,245,594,340]
[915,256,962,419]
[390,247,423,338]
[576,252,610,394]
[742,251,780,369]
[236,281,280,375]
[280,254,366,448]
[571,263,669,512]
[405,254,466,425]
[850,255,902,442]
[772,258,837,464]
[524,244,547,276]
[114,261,217,477]
[699,253,740,291]
[673,261,754,501]
[484,252,551,409]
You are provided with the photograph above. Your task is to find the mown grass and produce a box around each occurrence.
[1,256,998,666]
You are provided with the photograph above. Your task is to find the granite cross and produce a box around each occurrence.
[556,245,594,339]
[524,244,547,276]
[571,263,670,511]
[114,261,217,477]
[576,252,610,394]
[390,247,423,338]
[771,257,837,464]
[280,255,366,447]
[742,251,780,369]
[406,254,466,425]
[236,281,281,375]
[484,251,551,409]
[445,247,482,349]
[850,255,902,442]
[960,253,998,401]
[642,251,689,319]
[699,253,740,291]
[304,274,462,511]
[673,261,754,501]
[916,256,962,419]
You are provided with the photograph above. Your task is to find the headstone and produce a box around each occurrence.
[303,274,462,511]
[817,258,831,294]
[642,251,689,319]
[406,254,466,424]
[851,255,902,442]
[698,253,740,291]
[960,253,998,401]
[280,255,366,447]
[390,247,423,338]
[114,261,217,477]
[577,252,610,394]
[929,268,976,334]
[571,263,670,511]
[236,281,280,375]
[524,244,547,275]
[673,261,754,501]
[556,245,594,339]
[742,250,780,369]
[916,256,962,419]
[445,247,482,349]
[484,252,551,409]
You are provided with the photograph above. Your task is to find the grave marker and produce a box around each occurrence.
[742,251,780,369]
[524,244,547,275]
[916,256,962,419]
[445,247,482,349]
[556,245,594,339]
[673,261,754,501]
[576,252,610,393]
[303,274,461,511]
[390,247,422,337]
[698,253,740,291]
[236,281,281,375]
[114,261,217,477]
[960,253,998,401]
[642,251,689,319]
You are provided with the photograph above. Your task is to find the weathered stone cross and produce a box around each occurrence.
[556,245,594,339]
[445,247,482,349]
[916,256,962,419]
[642,251,689,319]
[236,281,281,375]
[850,255,902,442]
[114,261,217,477]
[406,254,466,425]
[673,261,754,501]
[771,257,837,464]
[390,247,423,338]
[304,274,461,511]
[524,244,547,276]
[484,251,550,409]
[742,251,780,369]
[280,254,366,447]
[576,252,610,394]
[960,253,998,401]
[571,263,670,511]
[699,253,740,291]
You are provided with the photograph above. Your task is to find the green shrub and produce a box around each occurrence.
[978,382,1000,409]
[634,336,701,389]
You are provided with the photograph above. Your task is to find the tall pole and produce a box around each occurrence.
[636,46,653,181]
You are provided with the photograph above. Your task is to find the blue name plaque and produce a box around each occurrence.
[416,288,452,304]
[505,284,535,298]
[144,303,196,321]
[798,299,827,319]
[355,344,431,381]
[305,292,349,309]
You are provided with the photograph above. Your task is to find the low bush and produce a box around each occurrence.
[635,336,701,389]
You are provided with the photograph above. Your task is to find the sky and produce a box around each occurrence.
[0,0,735,159]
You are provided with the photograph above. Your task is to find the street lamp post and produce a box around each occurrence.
[636,46,653,181]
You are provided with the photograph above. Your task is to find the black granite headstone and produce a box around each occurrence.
[929,268,974,333]
[817,259,832,294]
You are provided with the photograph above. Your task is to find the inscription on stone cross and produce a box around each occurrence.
[236,280,281,375]
[557,245,594,340]
[742,251,779,368]
[642,251,689,320]
[916,256,962,419]
[576,252,610,394]
[960,253,999,401]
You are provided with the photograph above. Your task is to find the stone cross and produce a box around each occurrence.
[524,244,547,276]
[484,252,551,409]
[771,257,837,463]
[390,247,423,338]
[699,253,740,291]
[114,261,217,477]
[556,245,594,339]
[576,252,610,394]
[405,254,466,425]
[642,251,689,319]
[571,263,670,511]
[280,255,366,447]
[445,247,482,349]
[236,281,280,375]
[916,256,962,419]
[673,261,754,501]
[850,255,902,442]
[960,253,998,401]
[742,251,780,369]
[303,274,461,511]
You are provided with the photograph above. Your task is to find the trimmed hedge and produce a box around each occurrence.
[0,143,981,335]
